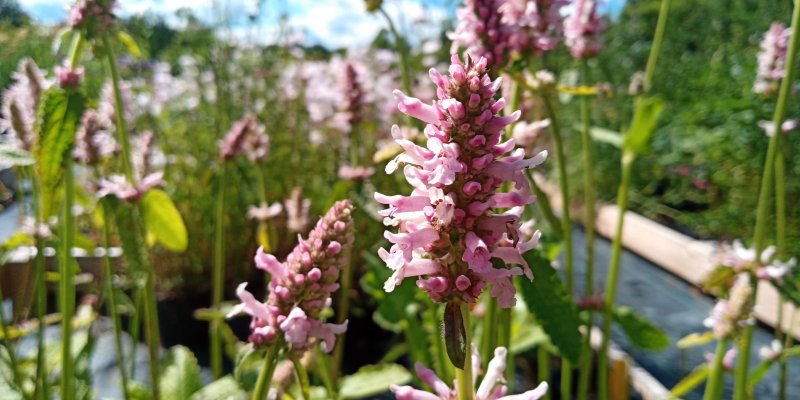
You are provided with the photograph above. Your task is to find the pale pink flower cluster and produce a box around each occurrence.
[512,119,550,148]
[758,119,798,136]
[391,346,548,400]
[703,275,753,340]
[96,172,164,202]
[759,340,783,362]
[715,240,796,282]
[500,0,568,57]
[228,200,353,352]
[99,80,138,129]
[284,187,311,233]
[449,0,510,67]
[705,347,737,372]
[754,23,792,96]
[218,114,270,163]
[563,0,605,59]
[247,202,283,222]
[73,109,118,165]
[376,55,547,308]
[68,0,116,36]
[0,58,48,151]
[338,165,375,181]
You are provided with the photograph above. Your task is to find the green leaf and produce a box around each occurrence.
[670,364,709,397]
[677,331,715,348]
[443,301,466,369]
[746,360,774,390]
[35,88,86,217]
[339,363,412,399]
[622,96,663,155]
[519,251,582,364]
[0,144,34,166]
[117,31,143,58]
[160,345,203,400]
[189,376,245,400]
[589,126,623,148]
[612,306,670,350]
[142,189,188,252]
[509,321,549,354]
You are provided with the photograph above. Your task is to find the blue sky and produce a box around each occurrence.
[19,0,626,48]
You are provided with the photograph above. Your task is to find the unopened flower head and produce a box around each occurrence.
[499,0,568,57]
[449,0,510,68]
[73,109,118,165]
[340,60,365,130]
[754,23,791,96]
[55,65,84,88]
[228,200,354,353]
[376,54,547,308]
[391,346,549,400]
[218,114,270,162]
[0,58,49,151]
[68,0,116,37]
[758,339,783,362]
[563,0,605,59]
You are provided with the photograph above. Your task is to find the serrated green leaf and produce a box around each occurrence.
[339,363,412,399]
[142,189,188,252]
[189,376,245,400]
[519,251,582,364]
[0,144,34,167]
[677,331,715,348]
[670,364,709,397]
[622,96,663,155]
[589,126,623,148]
[117,31,143,58]
[35,88,86,217]
[160,346,203,400]
[613,306,670,350]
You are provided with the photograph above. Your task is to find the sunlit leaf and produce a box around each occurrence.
[670,364,709,397]
[589,126,623,148]
[117,31,143,58]
[142,189,188,252]
[613,306,670,350]
[677,331,715,348]
[339,363,412,399]
[0,144,33,166]
[189,376,244,400]
[160,345,203,400]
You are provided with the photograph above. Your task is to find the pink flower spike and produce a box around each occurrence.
[255,247,288,280]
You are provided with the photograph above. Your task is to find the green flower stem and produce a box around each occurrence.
[496,307,512,391]
[779,307,795,400]
[59,157,76,400]
[775,134,787,399]
[378,7,412,96]
[211,163,227,379]
[480,296,498,366]
[103,33,161,400]
[101,35,135,182]
[455,302,474,400]
[537,347,550,400]
[291,353,311,400]
[101,202,130,400]
[704,339,728,400]
[0,280,22,391]
[540,94,572,254]
[29,167,48,400]
[58,33,86,400]
[527,175,562,238]
[252,345,281,400]
[734,3,800,398]
[643,0,671,92]
[597,152,634,400]
[315,347,336,397]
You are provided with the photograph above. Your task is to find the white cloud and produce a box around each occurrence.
[19,0,452,49]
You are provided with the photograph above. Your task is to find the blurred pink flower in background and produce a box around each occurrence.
[563,0,605,59]
[754,22,791,95]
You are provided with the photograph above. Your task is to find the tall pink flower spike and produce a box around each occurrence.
[228,200,353,353]
[376,55,547,308]
[563,0,606,59]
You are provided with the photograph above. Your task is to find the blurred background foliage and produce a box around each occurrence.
[0,0,797,296]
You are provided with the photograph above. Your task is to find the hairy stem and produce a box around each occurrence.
[101,202,130,400]
[211,163,227,378]
[252,345,281,400]
[704,339,728,400]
